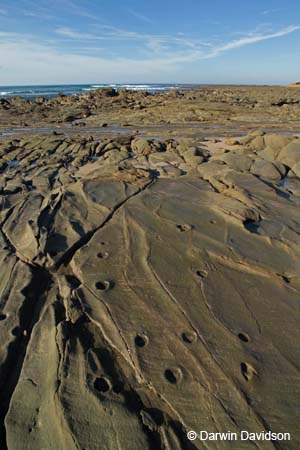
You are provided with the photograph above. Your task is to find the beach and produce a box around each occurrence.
[1,85,300,449]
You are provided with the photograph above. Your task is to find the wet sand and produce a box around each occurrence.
[1,86,300,450]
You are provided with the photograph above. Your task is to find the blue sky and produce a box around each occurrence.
[0,0,300,85]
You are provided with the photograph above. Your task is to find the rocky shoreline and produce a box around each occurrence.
[1,85,300,130]
[0,86,300,449]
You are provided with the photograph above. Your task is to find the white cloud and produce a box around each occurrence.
[261,9,281,15]
[126,9,154,24]
[23,10,56,20]
[0,32,176,85]
[54,25,211,59]
[0,25,299,84]
[140,25,300,63]
[53,24,300,61]
[60,0,99,20]
[55,27,103,40]
[201,25,300,60]
[218,26,300,52]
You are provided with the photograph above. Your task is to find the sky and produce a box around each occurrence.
[0,0,300,85]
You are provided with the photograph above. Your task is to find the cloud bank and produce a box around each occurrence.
[0,24,299,84]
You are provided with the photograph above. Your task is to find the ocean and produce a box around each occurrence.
[0,83,193,99]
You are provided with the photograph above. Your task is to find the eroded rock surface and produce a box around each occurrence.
[1,85,300,131]
[1,132,300,449]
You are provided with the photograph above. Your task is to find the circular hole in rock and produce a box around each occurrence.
[97,252,109,260]
[94,377,111,393]
[164,369,179,384]
[182,331,197,344]
[95,280,113,291]
[240,362,257,381]
[238,333,250,343]
[177,224,192,232]
[0,313,7,321]
[196,270,208,279]
[241,362,248,376]
[135,334,148,348]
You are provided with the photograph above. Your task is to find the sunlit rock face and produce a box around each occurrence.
[1,88,300,449]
